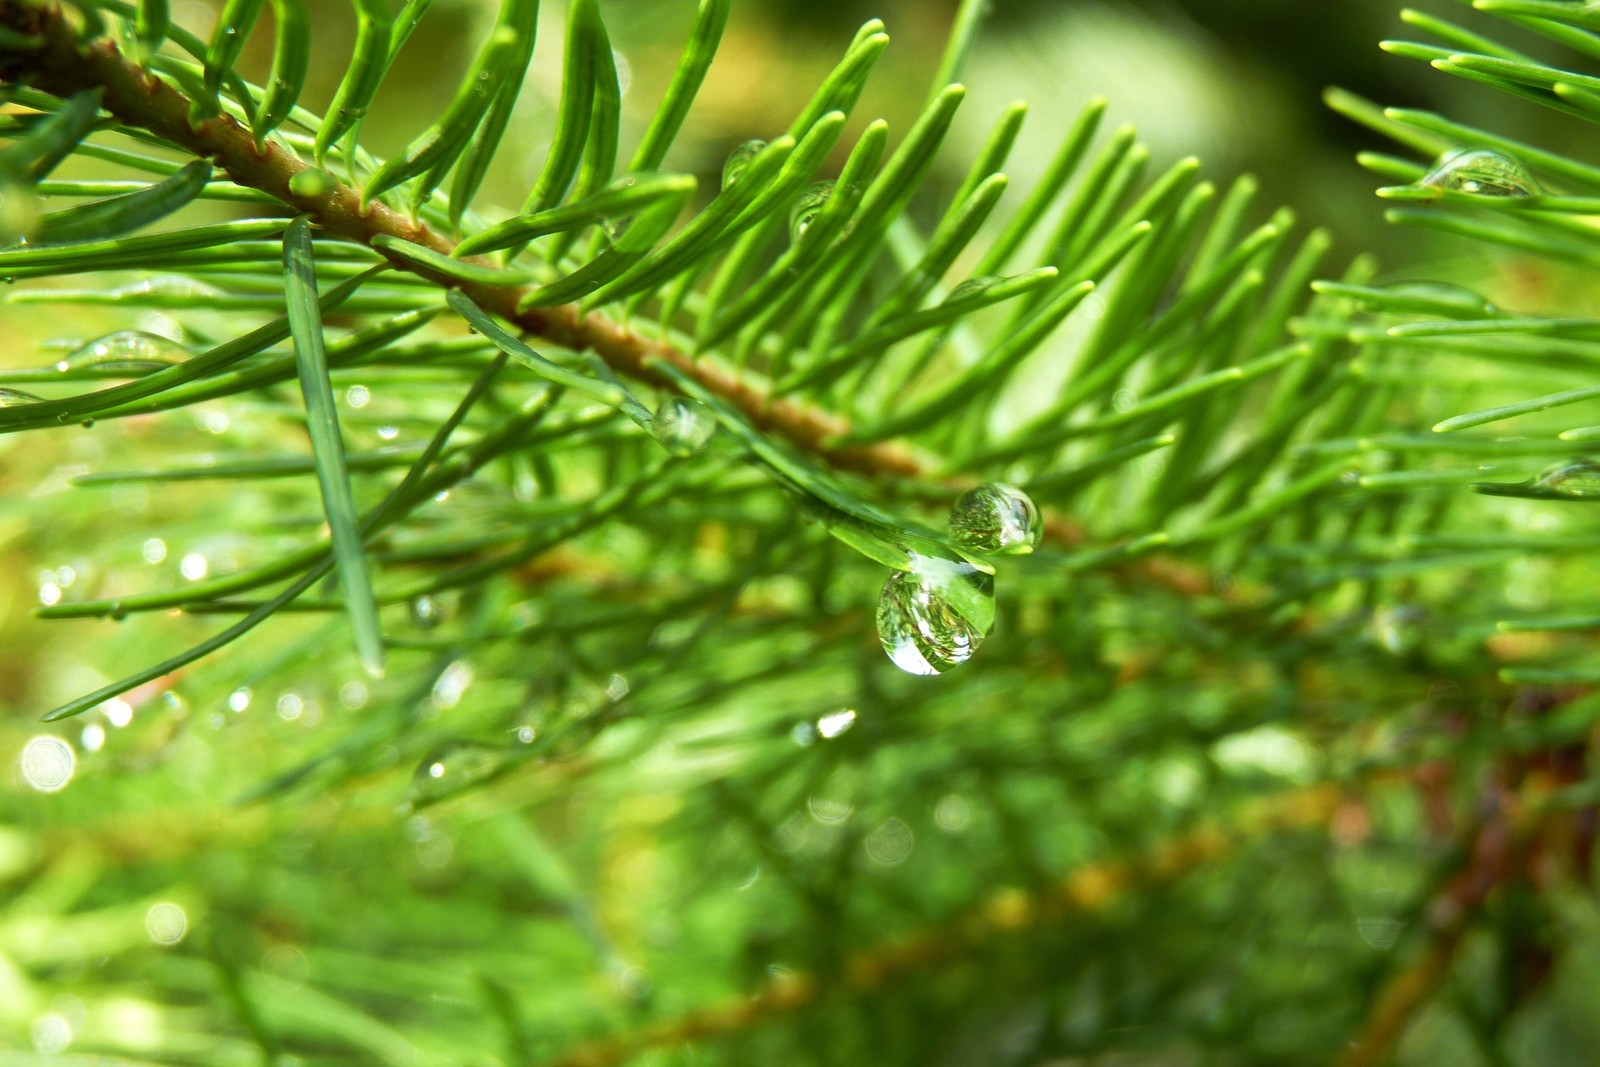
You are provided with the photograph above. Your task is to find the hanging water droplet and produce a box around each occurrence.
[876,556,996,676]
[1378,281,1497,318]
[721,138,767,190]
[409,594,444,630]
[789,181,832,241]
[0,387,42,407]
[1419,147,1540,198]
[650,397,716,456]
[948,483,1041,555]
[56,330,187,376]
[601,214,634,244]
[288,168,337,197]
[411,739,504,801]
[1533,459,1600,499]
[946,276,998,302]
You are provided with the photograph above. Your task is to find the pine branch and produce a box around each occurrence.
[541,782,1345,1067]
[0,0,925,481]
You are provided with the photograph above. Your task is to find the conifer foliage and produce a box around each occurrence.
[2,0,1599,1062]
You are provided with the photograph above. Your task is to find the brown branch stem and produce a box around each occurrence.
[0,0,936,482]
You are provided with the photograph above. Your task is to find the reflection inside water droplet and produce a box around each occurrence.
[789,181,832,241]
[650,397,716,456]
[56,330,186,376]
[876,557,995,676]
[721,138,767,190]
[1533,460,1600,499]
[949,483,1040,555]
[1419,147,1540,198]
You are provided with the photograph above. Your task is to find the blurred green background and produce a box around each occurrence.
[6,1,1599,1064]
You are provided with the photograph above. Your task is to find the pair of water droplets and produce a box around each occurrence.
[876,483,1040,676]
[723,139,836,242]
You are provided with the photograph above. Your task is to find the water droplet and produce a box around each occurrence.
[288,168,336,198]
[57,330,186,376]
[411,740,503,801]
[948,483,1040,555]
[0,387,42,407]
[816,708,856,738]
[144,902,188,945]
[876,556,996,675]
[180,552,209,580]
[409,594,444,630]
[721,138,767,190]
[431,660,474,709]
[789,181,832,241]
[1533,460,1600,499]
[946,276,997,302]
[601,214,634,244]
[1378,281,1497,318]
[227,686,252,712]
[807,796,853,823]
[1419,147,1540,198]
[141,537,167,563]
[345,384,371,408]
[650,397,716,456]
[19,736,74,792]
[80,723,105,753]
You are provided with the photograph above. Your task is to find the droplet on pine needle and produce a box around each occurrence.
[409,594,444,630]
[650,396,716,456]
[1418,147,1539,198]
[1378,280,1497,318]
[1355,917,1406,950]
[876,556,996,676]
[721,138,767,190]
[411,740,504,802]
[56,330,187,375]
[0,387,43,407]
[1533,460,1600,499]
[946,276,998,302]
[789,181,832,241]
[948,483,1041,555]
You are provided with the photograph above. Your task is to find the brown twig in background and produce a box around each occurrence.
[538,784,1344,1067]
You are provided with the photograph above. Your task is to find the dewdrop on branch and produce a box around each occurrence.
[650,397,716,457]
[877,556,996,676]
[721,139,767,190]
[789,181,833,241]
[948,483,1041,555]
[1418,147,1540,199]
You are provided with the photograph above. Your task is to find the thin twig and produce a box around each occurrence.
[538,784,1343,1067]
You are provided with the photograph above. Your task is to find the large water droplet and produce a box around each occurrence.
[650,397,716,456]
[948,483,1041,555]
[411,740,504,801]
[876,556,995,675]
[789,181,832,241]
[721,138,767,190]
[946,276,999,302]
[0,387,42,407]
[57,330,187,376]
[1532,460,1600,499]
[1419,147,1540,198]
